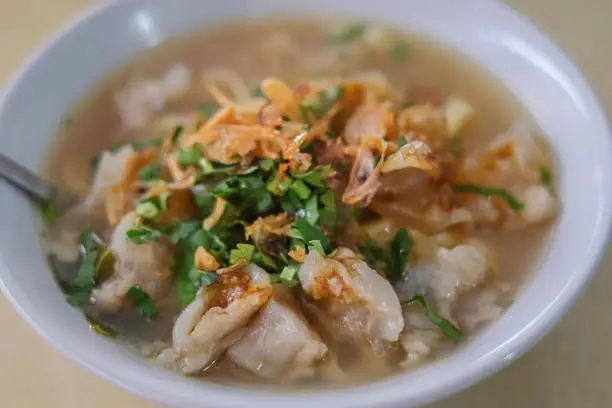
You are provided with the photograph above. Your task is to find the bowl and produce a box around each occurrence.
[0,0,610,407]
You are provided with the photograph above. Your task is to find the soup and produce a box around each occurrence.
[43,19,558,388]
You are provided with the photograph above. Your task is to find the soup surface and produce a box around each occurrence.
[43,19,558,388]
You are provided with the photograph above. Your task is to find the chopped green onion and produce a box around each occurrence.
[253,251,279,272]
[453,184,524,211]
[135,201,160,220]
[158,192,170,212]
[259,159,275,171]
[267,173,293,196]
[307,240,325,255]
[229,243,255,264]
[304,195,320,225]
[402,294,464,342]
[290,179,311,200]
[280,262,300,286]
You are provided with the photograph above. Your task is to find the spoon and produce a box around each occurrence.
[0,153,68,207]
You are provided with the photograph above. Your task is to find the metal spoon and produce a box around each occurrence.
[0,153,67,207]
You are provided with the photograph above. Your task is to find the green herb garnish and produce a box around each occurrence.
[453,184,524,211]
[292,164,332,189]
[168,220,202,245]
[319,190,337,229]
[289,218,332,253]
[307,240,325,255]
[126,224,163,244]
[540,166,552,186]
[41,202,60,224]
[304,195,320,225]
[389,42,408,62]
[252,86,266,99]
[198,103,215,119]
[402,294,464,342]
[174,228,228,306]
[449,136,463,156]
[267,172,293,196]
[127,285,158,319]
[360,228,412,283]
[65,232,102,305]
[326,23,367,44]
[259,159,276,171]
[138,163,163,181]
[178,145,203,167]
[135,201,161,220]
[189,268,218,288]
[388,228,413,283]
[300,87,345,122]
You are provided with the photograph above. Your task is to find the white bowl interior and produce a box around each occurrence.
[0,1,610,408]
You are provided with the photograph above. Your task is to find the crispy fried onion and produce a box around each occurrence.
[342,139,388,207]
[381,139,440,178]
[288,245,306,262]
[194,246,220,271]
[245,213,293,242]
[105,147,159,225]
[203,197,227,230]
[260,78,310,121]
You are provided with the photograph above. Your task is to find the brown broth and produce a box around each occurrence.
[44,19,556,388]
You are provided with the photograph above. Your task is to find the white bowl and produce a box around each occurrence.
[0,0,610,407]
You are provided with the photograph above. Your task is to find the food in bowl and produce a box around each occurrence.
[42,19,558,387]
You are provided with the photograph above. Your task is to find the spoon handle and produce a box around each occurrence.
[0,153,56,204]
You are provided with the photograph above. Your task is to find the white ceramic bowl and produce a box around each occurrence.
[0,0,610,407]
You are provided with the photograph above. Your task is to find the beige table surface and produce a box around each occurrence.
[1,1,611,407]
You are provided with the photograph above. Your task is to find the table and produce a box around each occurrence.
[1,1,610,407]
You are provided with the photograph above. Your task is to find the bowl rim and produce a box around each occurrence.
[0,0,611,407]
